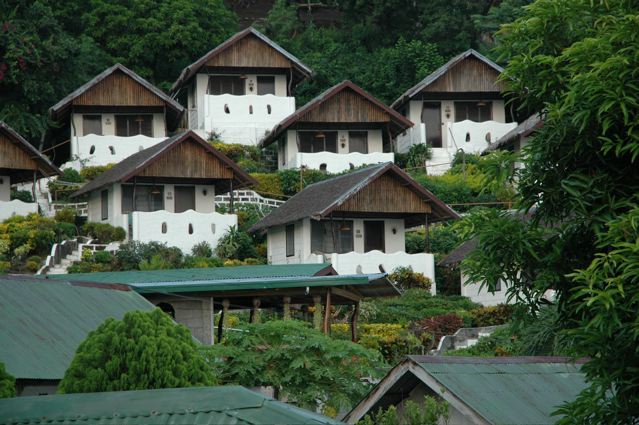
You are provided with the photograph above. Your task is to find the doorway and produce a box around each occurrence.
[174,186,196,213]
[364,221,385,252]
[421,103,442,148]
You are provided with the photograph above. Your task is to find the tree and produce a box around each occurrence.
[463,1,639,422]
[0,362,16,398]
[202,320,385,413]
[59,309,215,393]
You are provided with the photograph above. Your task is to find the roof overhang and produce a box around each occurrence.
[0,122,62,182]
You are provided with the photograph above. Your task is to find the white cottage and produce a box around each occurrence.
[250,162,459,291]
[392,49,518,174]
[170,27,313,145]
[0,122,61,221]
[47,64,185,169]
[71,131,255,253]
[259,81,414,173]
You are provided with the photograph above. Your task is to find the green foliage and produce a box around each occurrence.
[470,304,514,327]
[215,226,257,261]
[389,266,431,292]
[332,323,423,364]
[249,172,284,199]
[59,309,215,393]
[54,208,76,224]
[472,0,533,54]
[9,189,32,203]
[191,241,213,258]
[446,325,521,357]
[278,168,332,196]
[358,396,449,425]
[211,142,269,173]
[412,313,464,349]
[79,164,114,181]
[47,168,84,202]
[0,214,66,270]
[360,289,480,326]
[405,144,433,168]
[202,320,385,413]
[114,241,183,271]
[0,362,16,399]
[82,222,126,243]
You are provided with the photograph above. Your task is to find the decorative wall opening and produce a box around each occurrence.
[161,222,167,234]
[188,223,194,234]
[157,302,175,318]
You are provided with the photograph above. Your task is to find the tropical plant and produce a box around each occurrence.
[59,309,216,393]
[0,362,16,398]
[389,266,432,291]
[358,396,449,425]
[215,226,257,260]
[82,222,126,243]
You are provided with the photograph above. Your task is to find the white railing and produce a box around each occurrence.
[396,123,426,154]
[215,190,284,208]
[0,200,38,221]
[52,202,88,217]
[203,94,295,145]
[64,134,168,169]
[129,209,237,253]
[326,250,436,294]
[447,120,517,154]
[294,152,395,173]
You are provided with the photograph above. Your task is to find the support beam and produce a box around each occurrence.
[331,287,362,303]
[283,296,291,320]
[249,298,261,324]
[322,289,332,335]
[350,301,360,342]
[217,299,229,343]
[313,295,322,331]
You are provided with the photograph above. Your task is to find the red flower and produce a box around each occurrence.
[18,57,26,70]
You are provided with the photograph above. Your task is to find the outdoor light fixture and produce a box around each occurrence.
[339,219,351,232]
[202,189,208,196]
[340,135,346,148]
[248,80,255,92]
[314,132,326,139]
[444,105,451,119]
[151,186,161,195]
[477,100,487,107]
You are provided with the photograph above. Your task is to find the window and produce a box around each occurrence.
[286,224,295,257]
[311,220,354,254]
[257,76,276,95]
[299,131,338,153]
[454,102,493,122]
[495,280,502,292]
[121,185,164,213]
[207,76,245,95]
[115,115,153,137]
[101,189,108,220]
[349,131,368,153]
[83,115,102,136]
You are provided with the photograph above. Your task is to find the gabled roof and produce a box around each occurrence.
[71,130,256,197]
[171,27,313,94]
[0,121,61,182]
[49,63,184,122]
[0,275,154,381]
[484,113,543,153]
[260,81,414,147]
[345,356,588,425]
[250,162,459,231]
[0,386,343,425]
[391,49,504,109]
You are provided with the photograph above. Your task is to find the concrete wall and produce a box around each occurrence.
[148,296,214,345]
[63,134,167,169]
[280,129,384,169]
[0,175,10,201]
[267,218,311,264]
[460,271,510,306]
[0,200,38,221]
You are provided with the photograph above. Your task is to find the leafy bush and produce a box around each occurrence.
[405,143,433,168]
[10,189,33,203]
[389,266,431,291]
[211,142,261,164]
[0,362,16,398]
[48,168,84,202]
[412,313,465,349]
[114,241,183,270]
[182,255,224,269]
[360,289,480,325]
[0,214,59,262]
[82,222,126,243]
[446,326,520,357]
[54,208,76,224]
[59,309,216,393]
[358,396,449,425]
[470,304,514,327]
[250,173,284,199]
[215,226,257,260]
[26,255,42,272]
[191,241,213,258]
[331,323,423,363]
[79,164,114,181]
[279,168,332,196]
[202,320,385,413]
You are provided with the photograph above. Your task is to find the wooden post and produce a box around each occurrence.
[250,298,261,324]
[217,299,229,343]
[322,289,332,335]
[350,301,360,342]
[313,295,322,331]
[283,296,291,320]
[424,214,431,253]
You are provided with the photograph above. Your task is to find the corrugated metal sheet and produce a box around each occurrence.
[0,385,343,425]
[415,357,588,425]
[0,276,154,380]
[48,263,334,285]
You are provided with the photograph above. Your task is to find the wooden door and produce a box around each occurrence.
[174,186,195,213]
[364,221,385,252]
[421,103,442,148]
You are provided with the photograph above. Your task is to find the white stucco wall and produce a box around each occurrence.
[460,272,510,306]
[267,219,311,264]
[0,200,38,221]
[0,175,10,201]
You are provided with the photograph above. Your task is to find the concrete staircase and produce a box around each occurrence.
[425,148,453,175]
[46,247,82,275]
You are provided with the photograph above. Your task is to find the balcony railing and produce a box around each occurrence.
[0,200,38,221]
[66,134,167,168]
[128,209,237,253]
[294,152,395,173]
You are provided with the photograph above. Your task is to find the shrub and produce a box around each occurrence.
[446,326,521,357]
[412,313,465,349]
[83,222,126,243]
[470,304,514,327]
[250,172,284,199]
[358,396,449,425]
[54,208,76,224]
[405,143,433,168]
[389,266,432,291]
[26,255,42,272]
[79,164,114,181]
[191,241,213,258]
[182,255,224,269]
[10,189,33,203]
[59,309,216,393]
[113,241,183,271]
[211,142,261,163]
[48,168,84,202]
[215,226,257,260]
[0,214,58,259]
[0,362,16,398]
[331,323,422,363]
[279,168,331,196]
[55,222,77,239]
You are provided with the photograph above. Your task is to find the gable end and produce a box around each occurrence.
[73,70,166,107]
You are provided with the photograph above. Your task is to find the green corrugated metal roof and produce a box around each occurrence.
[412,356,588,425]
[0,385,343,425]
[0,275,154,381]
[48,263,334,284]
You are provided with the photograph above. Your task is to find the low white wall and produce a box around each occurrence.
[130,210,237,253]
[460,272,510,306]
[396,124,426,154]
[64,134,167,169]
[447,120,517,153]
[0,200,38,221]
[293,152,394,173]
[329,251,436,294]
